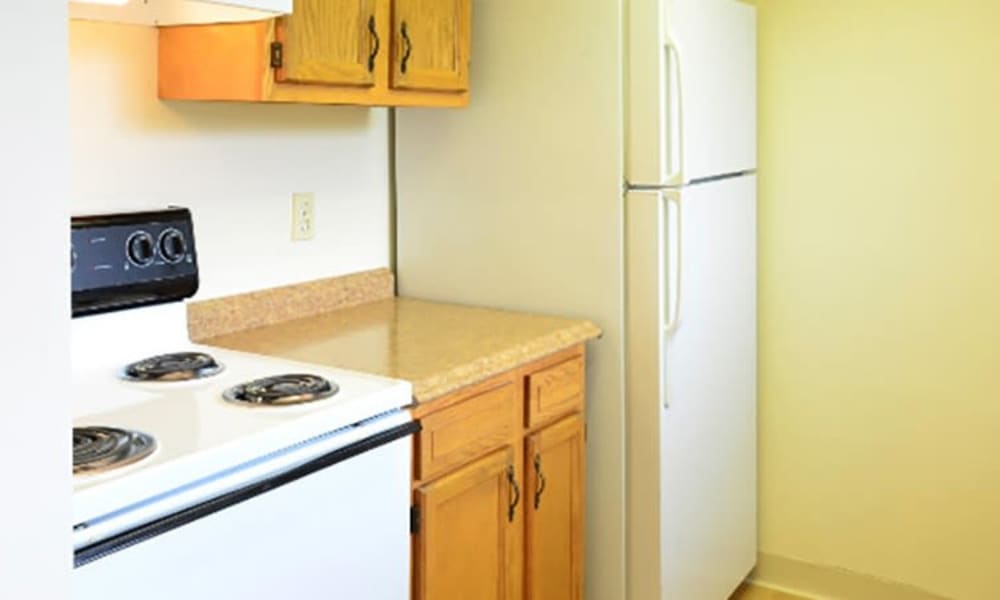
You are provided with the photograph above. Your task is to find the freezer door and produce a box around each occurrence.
[625,175,757,599]
[626,0,756,186]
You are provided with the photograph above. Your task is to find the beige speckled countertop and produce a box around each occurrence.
[201,297,601,404]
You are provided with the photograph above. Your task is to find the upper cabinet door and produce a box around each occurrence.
[276,0,379,87]
[391,0,471,92]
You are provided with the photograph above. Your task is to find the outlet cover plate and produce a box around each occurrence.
[291,192,315,241]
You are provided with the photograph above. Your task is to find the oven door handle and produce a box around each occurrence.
[74,419,420,568]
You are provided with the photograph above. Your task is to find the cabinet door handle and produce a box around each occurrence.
[400,21,412,74]
[533,453,547,509]
[506,464,520,522]
[367,15,380,73]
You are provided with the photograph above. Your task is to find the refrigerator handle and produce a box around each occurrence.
[663,37,685,186]
[661,190,682,410]
[663,191,682,336]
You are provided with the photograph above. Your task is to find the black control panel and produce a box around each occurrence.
[72,208,199,317]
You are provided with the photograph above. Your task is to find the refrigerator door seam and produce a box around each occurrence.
[625,169,756,192]
[688,169,757,186]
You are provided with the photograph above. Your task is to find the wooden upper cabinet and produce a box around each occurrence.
[524,414,585,600]
[158,0,470,106]
[414,448,519,600]
[276,0,378,87]
[391,0,471,92]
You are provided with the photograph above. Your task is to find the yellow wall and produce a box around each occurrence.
[755,1,1000,598]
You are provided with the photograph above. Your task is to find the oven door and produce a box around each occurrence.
[74,417,418,600]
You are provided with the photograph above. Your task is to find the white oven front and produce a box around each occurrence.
[73,414,417,600]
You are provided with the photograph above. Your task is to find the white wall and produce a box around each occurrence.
[69,21,391,300]
[0,3,72,599]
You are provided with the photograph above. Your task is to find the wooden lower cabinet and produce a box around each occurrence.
[411,345,587,600]
[524,415,585,600]
[413,448,519,600]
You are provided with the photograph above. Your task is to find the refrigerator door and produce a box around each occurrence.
[625,188,671,600]
[626,0,756,186]
[625,175,757,599]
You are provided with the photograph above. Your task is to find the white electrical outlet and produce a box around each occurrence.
[291,192,315,241]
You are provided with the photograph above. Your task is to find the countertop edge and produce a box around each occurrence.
[410,319,602,404]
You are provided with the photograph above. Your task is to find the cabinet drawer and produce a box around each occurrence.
[417,382,517,481]
[525,355,585,427]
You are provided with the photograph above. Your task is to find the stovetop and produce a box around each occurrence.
[72,340,411,525]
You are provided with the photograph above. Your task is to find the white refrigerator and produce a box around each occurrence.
[395,0,756,598]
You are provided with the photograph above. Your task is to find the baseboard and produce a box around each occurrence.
[747,553,952,600]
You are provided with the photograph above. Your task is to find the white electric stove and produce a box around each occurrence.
[71,209,416,599]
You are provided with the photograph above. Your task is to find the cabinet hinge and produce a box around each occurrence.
[410,505,420,534]
[269,41,284,69]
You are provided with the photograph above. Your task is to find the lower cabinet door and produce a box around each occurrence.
[524,415,586,600]
[414,447,519,600]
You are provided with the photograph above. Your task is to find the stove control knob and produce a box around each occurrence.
[158,228,187,264]
[126,231,155,267]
